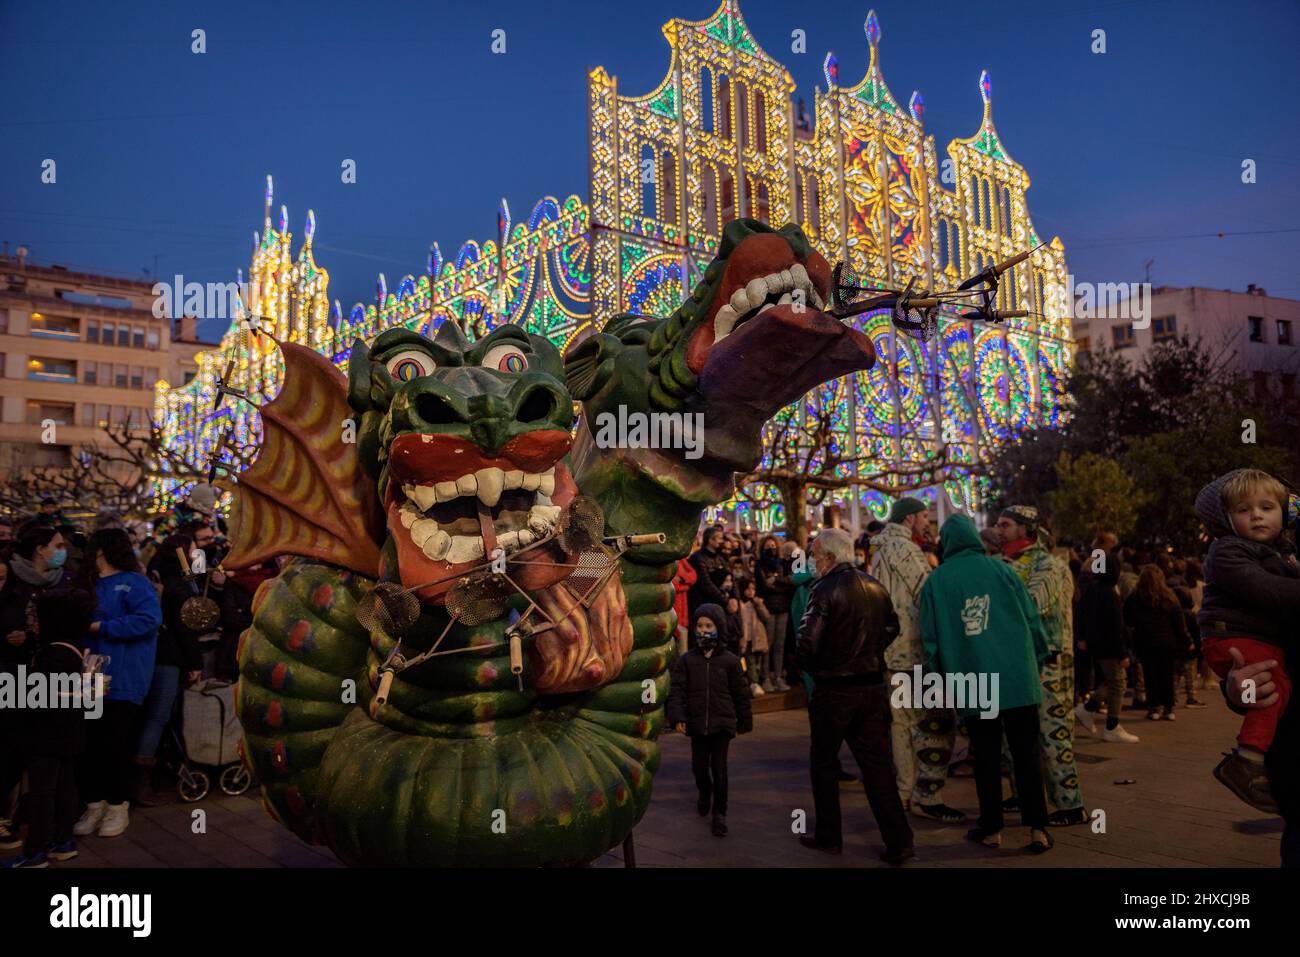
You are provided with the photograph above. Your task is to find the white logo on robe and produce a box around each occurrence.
[961,595,990,636]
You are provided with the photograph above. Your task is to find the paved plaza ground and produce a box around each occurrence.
[51,691,1281,868]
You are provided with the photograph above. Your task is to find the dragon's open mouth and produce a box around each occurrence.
[382,430,578,603]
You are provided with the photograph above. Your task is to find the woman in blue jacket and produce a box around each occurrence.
[73,528,162,840]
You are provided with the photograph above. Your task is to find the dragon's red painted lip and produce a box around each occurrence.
[382,431,578,605]
[686,232,835,375]
[388,430,573,483]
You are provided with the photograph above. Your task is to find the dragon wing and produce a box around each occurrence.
[223,340,384,577]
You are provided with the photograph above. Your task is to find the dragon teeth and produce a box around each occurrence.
[745,277,768,308]
[445,535,485,564]
[435,480,459,502]
[475,467,505,507]
[455,474,478,497]
[537,472,555,498]
[504,469,525,489]
[521,472,540,492]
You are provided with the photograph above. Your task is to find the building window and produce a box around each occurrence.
[81,405,95,427]
[1153,315,1177,341]
[29,313,80,340]
[1278,320,1293,345]
[99,362,111,384]
[718,74,732,140]
[133,326,145,348]
[102,322,115,345]
[640,143,656,218]
[0,309,7,334]
[97,404,110,427]
[147,327,160,350]
[700,68,714,134]
[1112,324,1134,348]
[29,444,72,468]
[26,401,75,425]
[117,325,130,346]
[115,364,128,388]
[1248,316,1265,342]
[84,365,97,385]
[144,367,158,390]
[87,320,100,343]
[131,365,143,389]
[1254,371,1270,399]
[1077,336,1090,353]
[27,357,76,382]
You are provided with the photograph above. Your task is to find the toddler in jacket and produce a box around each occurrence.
[737,577,771,696]
[1195,468,1298,812]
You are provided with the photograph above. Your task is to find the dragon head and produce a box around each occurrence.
[346,322,581,605]
[566,219,877,554]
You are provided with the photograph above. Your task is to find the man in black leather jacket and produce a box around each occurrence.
[795,527,914,864]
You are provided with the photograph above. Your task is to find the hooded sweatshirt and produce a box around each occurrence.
[919,514,1049,716]
[1195,470,1300,644]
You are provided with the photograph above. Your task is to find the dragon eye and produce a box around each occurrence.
[482,344,528,374]
[385,350,436,383]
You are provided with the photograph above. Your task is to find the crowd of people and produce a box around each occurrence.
[668,467,1298,868]
[0,486,276,869]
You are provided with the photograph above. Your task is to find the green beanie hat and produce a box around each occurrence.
[887,497,927,524]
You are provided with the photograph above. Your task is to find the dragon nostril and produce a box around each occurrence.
[416,393,461,426]
[517,387,557,424]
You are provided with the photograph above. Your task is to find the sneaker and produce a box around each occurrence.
[73,801,107,837]
[1101,724,1140,743]
[1185,699,1207,709]
[750,682,765,697]
[912,802,967,824]
[1027,828,1055,853]
[1146,710,1160,720]
[1047,807,1088,827]
[0,818,20,851]
[711,814,728,837]
[46,840,78,862]
[0,849,48,869]
[761,679,776,693]
[1213,751,1279,814]
[1073,702,1095,736]
[774,678,791,692]
[1162,710,1176,721]
[966,826,1002,848]
[881,845,916,866]
[97,802,130,838]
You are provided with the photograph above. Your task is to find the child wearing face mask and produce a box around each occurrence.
[1194,469,1299,812]
[666,603,753,837]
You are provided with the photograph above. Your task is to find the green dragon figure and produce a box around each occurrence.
[226,219,876,866]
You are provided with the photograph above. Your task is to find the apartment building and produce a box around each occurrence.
[1072,284,1300,403]
[0,250,209,476]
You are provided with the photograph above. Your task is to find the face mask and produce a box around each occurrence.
[696,632,718,652]
[47,548,68,569]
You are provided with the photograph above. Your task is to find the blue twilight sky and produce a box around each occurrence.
[2,0,1297,341]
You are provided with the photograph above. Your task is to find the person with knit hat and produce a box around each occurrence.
[994,506,1087,827]
[871,497,965,823]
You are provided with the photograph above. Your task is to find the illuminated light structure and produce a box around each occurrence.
[157,2,1068,523]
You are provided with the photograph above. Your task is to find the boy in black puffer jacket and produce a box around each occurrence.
[1195,468,1299,812]
[667,603,752,838]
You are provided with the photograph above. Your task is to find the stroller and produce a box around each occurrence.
[161,678,252,802]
